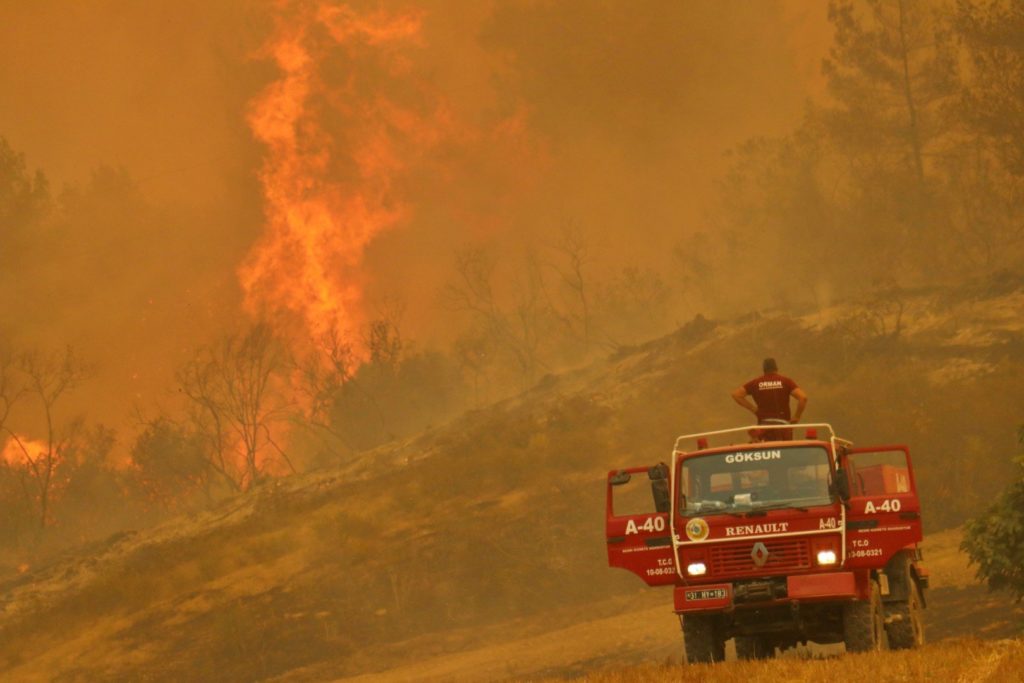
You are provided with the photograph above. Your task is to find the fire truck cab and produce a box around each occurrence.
[605,423,927,663]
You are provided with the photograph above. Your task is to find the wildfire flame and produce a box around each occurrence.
[241,1,444,358]
[0,434,48,467]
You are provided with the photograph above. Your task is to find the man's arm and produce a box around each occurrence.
[731,386,758,416]
[790,387,808,423]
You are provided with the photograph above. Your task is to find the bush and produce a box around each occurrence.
[961,429,1024,601]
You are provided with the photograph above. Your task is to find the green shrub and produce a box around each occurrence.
[961,429,1024,601]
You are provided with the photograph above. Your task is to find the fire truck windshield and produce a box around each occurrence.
[679,446,832,516]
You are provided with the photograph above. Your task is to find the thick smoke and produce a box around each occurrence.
[0,0,830,442]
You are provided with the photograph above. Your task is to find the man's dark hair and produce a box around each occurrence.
[763,357,778,373]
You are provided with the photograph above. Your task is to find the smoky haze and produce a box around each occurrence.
[0,0,829,437]
[3,1,1024,679]
[0,0,271,435]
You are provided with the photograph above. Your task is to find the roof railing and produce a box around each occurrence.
[673,422,852,453]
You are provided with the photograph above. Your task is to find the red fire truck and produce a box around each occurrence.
[605,423,927,662]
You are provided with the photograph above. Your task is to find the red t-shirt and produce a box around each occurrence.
[743,373,798,422]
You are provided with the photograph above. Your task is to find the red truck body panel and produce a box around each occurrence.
[605,426,925,613]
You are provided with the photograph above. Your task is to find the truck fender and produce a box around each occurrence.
[882,550,926,607]
[910,565,927,608]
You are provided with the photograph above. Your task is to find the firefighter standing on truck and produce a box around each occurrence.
[731,357,808,440]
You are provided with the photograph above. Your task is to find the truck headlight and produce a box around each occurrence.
[686,562,707,576]
[816,549,837,566]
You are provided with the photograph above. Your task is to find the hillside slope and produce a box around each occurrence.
[1,281,1023,681]
[287,528,1024,682]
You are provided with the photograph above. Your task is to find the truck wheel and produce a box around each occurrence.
[843,579,887,653]
[682,614,725,663]
[887,578,925,649]
[735,635,773,660]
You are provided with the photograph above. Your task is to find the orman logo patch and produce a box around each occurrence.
[685,517,710,542]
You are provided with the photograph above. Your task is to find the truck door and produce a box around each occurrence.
[605,464,677,586]
[843,445,923,568]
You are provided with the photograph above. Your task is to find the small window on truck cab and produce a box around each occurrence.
[612,471,660,516]
[849,451,911,496]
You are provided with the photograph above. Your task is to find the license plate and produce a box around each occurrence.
[685,588,727,601]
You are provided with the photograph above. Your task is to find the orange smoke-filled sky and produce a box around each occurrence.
[0,0,832,435]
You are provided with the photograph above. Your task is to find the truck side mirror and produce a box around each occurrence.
[650,480,670,513]
[833,469,850,501]
[648,463,668,480]
[648,463,670,513]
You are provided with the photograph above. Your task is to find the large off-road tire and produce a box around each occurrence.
[843,579,887,653]
[735,635,773,660]
[682,614,725,664]
[887,577,925,649]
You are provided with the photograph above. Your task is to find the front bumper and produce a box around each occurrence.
[674,571,857,612]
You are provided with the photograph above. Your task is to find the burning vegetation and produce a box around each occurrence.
[241,2,433,351]
[1,0,1024,679]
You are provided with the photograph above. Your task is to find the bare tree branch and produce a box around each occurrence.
[16,346,89,528]
[177,323,293,492]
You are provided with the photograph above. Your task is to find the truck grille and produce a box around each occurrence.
[709,538,811,577]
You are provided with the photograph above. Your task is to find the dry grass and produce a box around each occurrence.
[922,526,977,590]
[548,638,1024,683]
